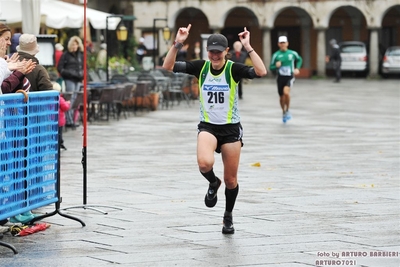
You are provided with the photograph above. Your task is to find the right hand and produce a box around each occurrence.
[8,59,36,74]
[275,61,281,68]
[175,24,191,43]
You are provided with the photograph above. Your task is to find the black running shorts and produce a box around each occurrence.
[197,122,243,153]
[277,75,294,96]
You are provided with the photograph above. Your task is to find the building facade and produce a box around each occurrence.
[92,0,400,77]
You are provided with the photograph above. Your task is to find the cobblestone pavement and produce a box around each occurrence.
[1,77,399,267]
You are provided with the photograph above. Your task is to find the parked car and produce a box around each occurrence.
[381,46,400,77]
[339,41,368,76]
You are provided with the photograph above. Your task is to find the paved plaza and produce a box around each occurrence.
[0,77,399,267]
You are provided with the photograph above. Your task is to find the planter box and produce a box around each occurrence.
[297,68,313,78]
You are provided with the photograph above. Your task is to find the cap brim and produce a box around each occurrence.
[207,45,226,52]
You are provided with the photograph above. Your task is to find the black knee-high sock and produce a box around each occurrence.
[225,184,239,213]
[201,168,217,184]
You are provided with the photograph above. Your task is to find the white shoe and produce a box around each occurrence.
[0,225,9,234]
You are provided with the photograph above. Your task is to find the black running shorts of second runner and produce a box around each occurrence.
[277,75,294,96]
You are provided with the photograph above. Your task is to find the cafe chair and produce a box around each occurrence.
[111,74,130,84]
[90,87,116,121]
[132,81,151,115]
[168,73,192,107]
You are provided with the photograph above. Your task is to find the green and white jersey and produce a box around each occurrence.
[270,49,303,76]
[198,60,239,125]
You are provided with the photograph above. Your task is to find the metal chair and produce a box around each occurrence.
[70,91,84,122]
[132,81,151,114]
[111,74,130,84]
[90,87,116,121]
[168,73,192,107]
[113,83,134,120]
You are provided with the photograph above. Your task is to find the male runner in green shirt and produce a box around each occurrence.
[270,36,303,123]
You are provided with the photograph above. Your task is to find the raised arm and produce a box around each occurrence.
[238,27,267,77]
[162,24,192,71]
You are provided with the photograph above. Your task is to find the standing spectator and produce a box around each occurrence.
[57,36,84,128]
[96,43,107,70]
[16,33,53,92]
[86,40,94,54]
[0,28,35,95]
[326,39,342,83]
[230,41,247,99]
[192,41,201,60]
[269,36,303,123]
[54,43,64,68]
[8,33,21,58]
[54,43,65,88]
[52,82,70,150]
[0,34,37,225]
[0,23,12,58]
[136,37,147,65]
[176,43,189,61]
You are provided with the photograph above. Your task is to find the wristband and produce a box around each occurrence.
[247,49,254,54]
[173,40,184,50]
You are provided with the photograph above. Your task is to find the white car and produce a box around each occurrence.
[339,41,369,76]
[381,46,400,77]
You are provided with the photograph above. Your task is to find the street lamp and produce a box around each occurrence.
[116,23,128,41]
[106,15,127,81]
[152,18,170,69]
[162,27,171,44]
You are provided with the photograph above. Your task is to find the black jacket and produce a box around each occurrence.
[57,51,84,82]
[330,44,341,62]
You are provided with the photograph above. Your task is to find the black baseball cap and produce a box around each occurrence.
[207,34,228,52]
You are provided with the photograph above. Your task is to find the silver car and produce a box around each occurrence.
[339,41,368,76]
[381,46,400,77]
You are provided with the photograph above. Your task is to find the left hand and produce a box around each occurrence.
[175,24,191,43]
[294,68,300,76]
[238,27,250,48]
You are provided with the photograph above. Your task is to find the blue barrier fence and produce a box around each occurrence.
[0,91,59,221]
[0,91,84,254]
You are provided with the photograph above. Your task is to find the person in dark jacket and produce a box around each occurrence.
[230,41,248,99]
[16,33,53,92]
[326,39,342,83]
[57,36,84,127]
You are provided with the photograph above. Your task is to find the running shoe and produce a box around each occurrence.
[204,177,221,208]
[222,213,235,234]
[282,112,287,123]
[9,214,34,224]
[22,211,41,218]
[285,111,292,121]
[0,226,9,234]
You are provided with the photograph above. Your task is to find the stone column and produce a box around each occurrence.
[316,27,326,77]
[262,27,272,77]
[302,25,311,68]
[368,27,379,78]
